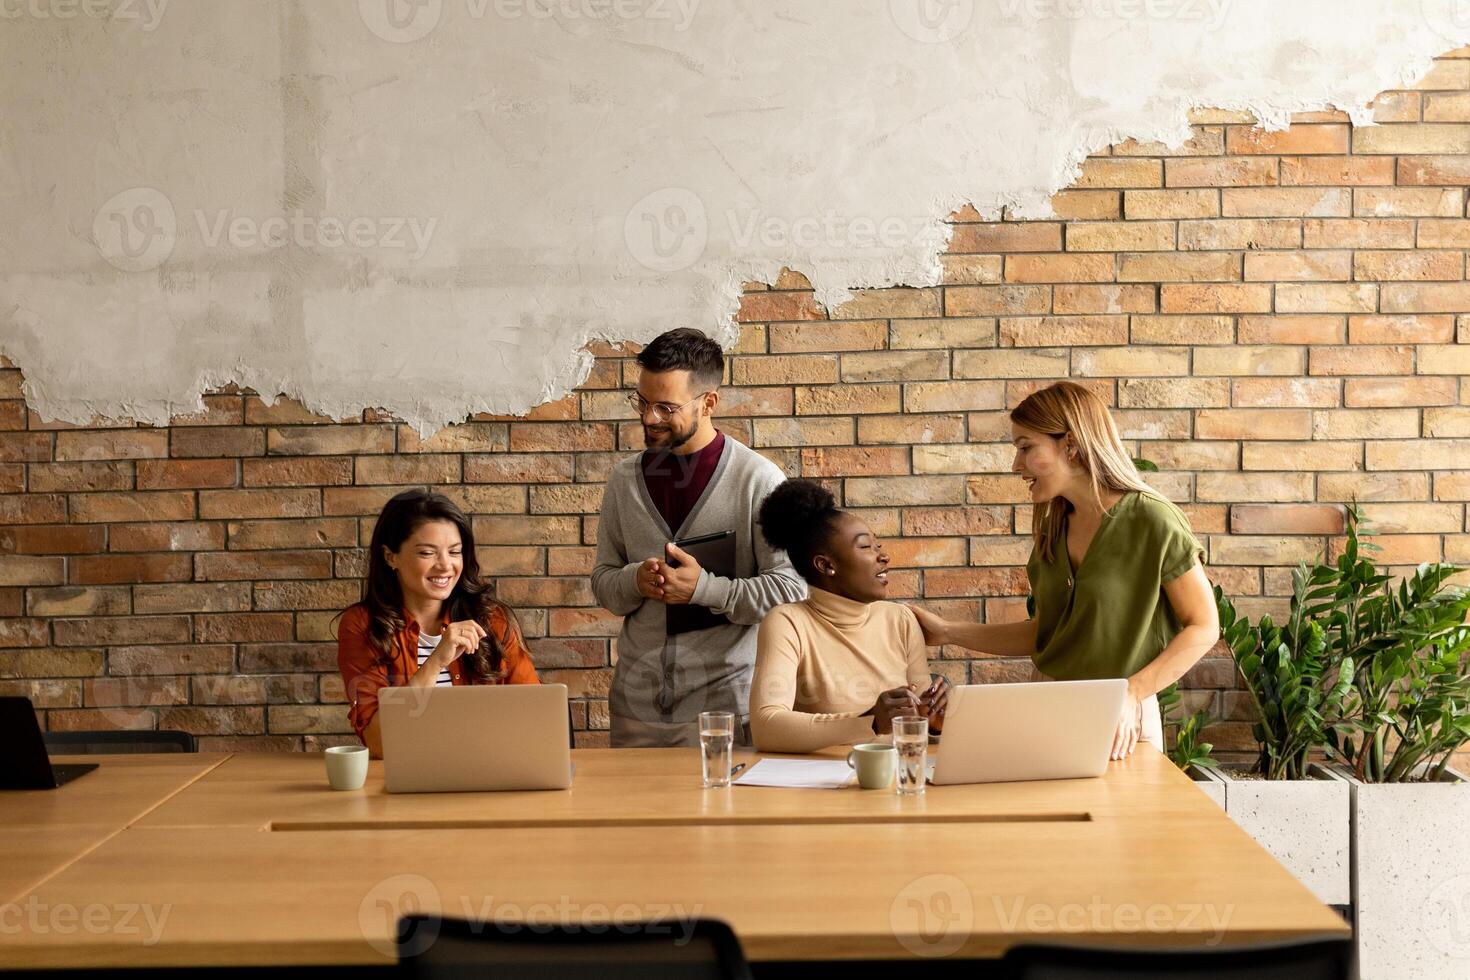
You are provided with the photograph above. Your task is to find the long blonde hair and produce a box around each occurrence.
[1011,382,1155,563]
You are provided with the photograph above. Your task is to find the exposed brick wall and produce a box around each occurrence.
[4,55,1470,762]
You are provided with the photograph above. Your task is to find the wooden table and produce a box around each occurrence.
[0,753,229,905]
[0,747,1349,967]
[134,746,1214,830]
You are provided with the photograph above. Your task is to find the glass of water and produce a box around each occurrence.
[893,715,928,796]
[699,711,735,788]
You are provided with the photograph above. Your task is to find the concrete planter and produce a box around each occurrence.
[1185,763,1225,809]
[1347,766,1470,980]
[1199,763,1352,908]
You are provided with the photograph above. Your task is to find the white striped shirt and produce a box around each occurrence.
[416,632,454,687]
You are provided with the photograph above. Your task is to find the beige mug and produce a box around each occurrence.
[847,742,897,790]
[324,745,369,791]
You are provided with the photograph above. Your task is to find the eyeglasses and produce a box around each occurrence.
[627,392,710,422]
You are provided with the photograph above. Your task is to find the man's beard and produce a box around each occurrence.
[644,417,699,451]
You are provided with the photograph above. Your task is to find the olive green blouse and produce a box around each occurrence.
[1027,490,1205,681]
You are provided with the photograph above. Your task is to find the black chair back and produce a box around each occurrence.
[397,914,752,980]
[1002,937,1355,979]
[43,729,197,754]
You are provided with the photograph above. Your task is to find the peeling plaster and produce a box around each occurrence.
[2,0,1468,433]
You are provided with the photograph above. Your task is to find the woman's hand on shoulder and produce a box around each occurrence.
[904,604,951,647]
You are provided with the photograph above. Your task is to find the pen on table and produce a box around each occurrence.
[730,763,747,777]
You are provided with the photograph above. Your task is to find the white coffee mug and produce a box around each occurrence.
[324,745,369,791]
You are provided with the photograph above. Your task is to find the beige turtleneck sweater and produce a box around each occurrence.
[750,586,932,753]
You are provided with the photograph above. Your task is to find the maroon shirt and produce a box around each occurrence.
[641,430,725,535]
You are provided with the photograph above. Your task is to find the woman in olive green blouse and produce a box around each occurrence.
[911,381,1220,761]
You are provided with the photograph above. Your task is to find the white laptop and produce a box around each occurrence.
[928,679,1127,785]
[378,684,573,793]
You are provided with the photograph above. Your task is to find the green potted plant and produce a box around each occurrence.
[1159,683,1225,807]
[1304,510,1470,979]
[1213,565,1355,911]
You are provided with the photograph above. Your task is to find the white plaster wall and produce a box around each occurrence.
[3,0,1469,432]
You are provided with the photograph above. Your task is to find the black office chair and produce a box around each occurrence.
[1001,937,1355,979]
[43,729,197,754]
[397,914,753,980]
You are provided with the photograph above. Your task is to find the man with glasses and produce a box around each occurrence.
[592,328,806,747]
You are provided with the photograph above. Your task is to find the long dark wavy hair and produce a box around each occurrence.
[359,488,513,682]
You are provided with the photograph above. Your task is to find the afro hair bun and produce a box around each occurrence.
[757,479,837,555]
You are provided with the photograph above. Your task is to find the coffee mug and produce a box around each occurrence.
[325,745,369,791]
[847,742,897,789]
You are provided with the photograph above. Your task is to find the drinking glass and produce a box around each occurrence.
[893,715,928,796]
[699,711,735,788]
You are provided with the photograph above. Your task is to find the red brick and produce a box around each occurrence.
[28,462,132,492]
[110,522,225,552]
[944,285,1050,317]
[0,525,104,555]
[195,550,333,581]
[769,320,887,353]
[1345,377,1457,408]
[54,430,167,461]
[735,291,825,323]
[494,577,593,607]
[157,706,265,735]
[226,518,357,550]
[0,433,51,463]
[242,457,354,487]
[831,290,941,320]
[923,567,1029,597]
[1004,254,1114,283]
[195,613,295,644]
[463,454,574,484]
[198,489,320,520]
[70,491,194,524]
[137,459,238,489]
[396,423,509,453]
[474,515,580,546]
[53,616,191,646]
[0,618,48,647]
[170,427,265,458]
[267,426,395,456]
[0,495,67,525]
[169,395,244,427]
[509,423,615,453]
[799,447,910,478]
[70,554,191,585]
[947,223,1061,253]
[354,454,461,485]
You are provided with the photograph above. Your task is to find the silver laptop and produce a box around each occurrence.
[928,679,1127,785]
[378,684,573,793]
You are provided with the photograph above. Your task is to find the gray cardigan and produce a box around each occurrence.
[591,435,807,747]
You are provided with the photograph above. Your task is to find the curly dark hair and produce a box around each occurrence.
[757,479,843,583]
[354,488,513,681]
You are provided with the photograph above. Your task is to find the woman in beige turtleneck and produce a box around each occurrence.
[750,480,950,753]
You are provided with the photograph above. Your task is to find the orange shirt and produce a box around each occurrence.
[336,602,540,740]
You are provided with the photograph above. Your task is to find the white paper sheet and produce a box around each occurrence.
[732,759,855,789]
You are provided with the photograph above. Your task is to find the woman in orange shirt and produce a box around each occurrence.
[336,488,539,757]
